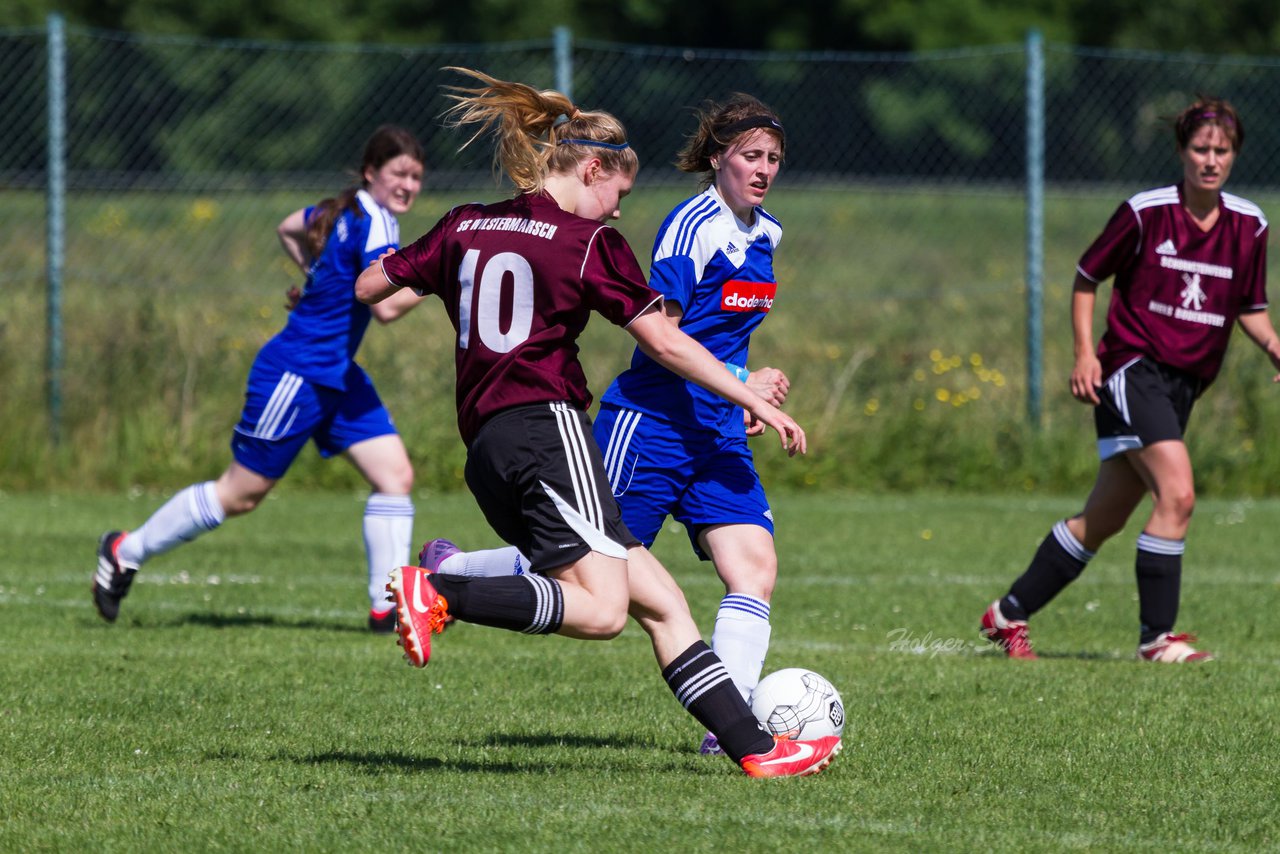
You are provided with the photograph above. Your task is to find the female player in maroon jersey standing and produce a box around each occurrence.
[355,68,839,777]
[981,97,1280,662]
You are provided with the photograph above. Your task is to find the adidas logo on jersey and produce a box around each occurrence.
[1155,239,1177,256]
[725,242,740,254]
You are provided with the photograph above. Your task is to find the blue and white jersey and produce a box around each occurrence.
[601,185,782,436]
[258,189,399,390]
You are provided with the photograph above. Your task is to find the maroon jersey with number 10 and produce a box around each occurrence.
[1078,183,1269,387]
[381,191,662,445]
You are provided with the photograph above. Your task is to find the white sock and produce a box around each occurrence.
[444,546,529,577]
[712,593,772,703]
[119,481,226,567]
[363,493,414,613]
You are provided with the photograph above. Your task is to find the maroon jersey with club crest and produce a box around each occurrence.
[1078,183,1268,387]
[382,192,661,444]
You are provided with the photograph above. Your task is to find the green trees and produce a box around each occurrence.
[8,0,1280,54]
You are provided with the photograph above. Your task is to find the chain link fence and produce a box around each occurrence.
[4,22,1280,491]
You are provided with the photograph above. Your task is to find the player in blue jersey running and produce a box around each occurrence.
[93,125,427,632]
[417,95,796,753]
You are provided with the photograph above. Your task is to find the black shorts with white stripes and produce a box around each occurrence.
[464,401,638,573]
[1094,357,1201,460]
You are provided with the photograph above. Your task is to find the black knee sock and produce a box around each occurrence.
[661,641,773,764]
[1003,521,1094,620]
[428,573,564,635]
[1135,532,1183,644]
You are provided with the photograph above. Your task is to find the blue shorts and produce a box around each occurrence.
[593,403,773,558]
[230,356,397,479]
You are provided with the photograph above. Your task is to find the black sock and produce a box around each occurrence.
[1135,533,1183,644]
[661,641,772,764]
[1003,520,1094,620]
[428,573,564,635]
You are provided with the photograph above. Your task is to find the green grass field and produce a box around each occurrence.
[2,490,1277,851]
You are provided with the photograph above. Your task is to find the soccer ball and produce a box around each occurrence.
[750,668,845,740]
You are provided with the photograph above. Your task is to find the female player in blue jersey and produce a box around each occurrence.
[94,125,427,632]
[417,96,796,754]
[599,96,793,754]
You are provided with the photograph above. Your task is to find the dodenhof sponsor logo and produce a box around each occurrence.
[720,280,777,312]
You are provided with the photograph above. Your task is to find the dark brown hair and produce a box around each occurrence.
[1173,97,1243,152]
[676,94,785,187]
[441,66,637,193]
[306,125,424,257]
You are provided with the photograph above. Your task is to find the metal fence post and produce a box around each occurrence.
[46,13,66,445]
[1025,28,1044,428]
[554,25,572,101]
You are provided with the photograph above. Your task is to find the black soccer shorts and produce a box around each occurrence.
[1094,357,1200,460]
[464,401,638,572]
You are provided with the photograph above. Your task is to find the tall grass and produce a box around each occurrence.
[6,186,1280,494]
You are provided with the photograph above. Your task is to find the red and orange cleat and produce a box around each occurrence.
[740,735,842,778]
[387,566,451,667]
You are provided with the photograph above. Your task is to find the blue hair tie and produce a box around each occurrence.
[557,138,631,151]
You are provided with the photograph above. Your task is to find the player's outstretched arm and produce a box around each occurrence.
[628,308,805,456]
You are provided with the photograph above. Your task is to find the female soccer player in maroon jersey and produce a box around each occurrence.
[981,97,1280,662]
[354,68,839,777]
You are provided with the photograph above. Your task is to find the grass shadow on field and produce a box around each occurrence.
[104,612,370,633]
[991,649,1131,662]
[297,743,708,776]
[482,732,659,751]
[302,751,451,773]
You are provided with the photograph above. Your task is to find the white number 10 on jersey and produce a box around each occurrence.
[457,249,535,353]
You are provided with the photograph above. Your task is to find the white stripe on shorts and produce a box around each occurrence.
[1104,359,1138,426]
[254,371,303,440]
[602,408,643,493]
[1099,357,1143,460]
[539,482,630,560]
[550,401,602,529]
[541,402,627,560]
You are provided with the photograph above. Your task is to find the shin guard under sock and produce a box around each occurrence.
[1135,532,1184,644]
[428,573,564,635]
[661,641,772,763]
[1003,520,1094,620]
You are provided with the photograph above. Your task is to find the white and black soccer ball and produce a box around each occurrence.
[750,668,845,740]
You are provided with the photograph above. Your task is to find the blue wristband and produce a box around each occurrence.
[724,362,750,383]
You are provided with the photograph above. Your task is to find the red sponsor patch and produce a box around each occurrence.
[721,280,777,312]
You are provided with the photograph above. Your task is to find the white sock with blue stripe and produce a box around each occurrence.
[443,545,528,577]
[712,593,772,703]
[364,493,414,613]
[119,481,225,567]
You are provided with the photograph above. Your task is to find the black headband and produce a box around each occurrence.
[717,115,785,140]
